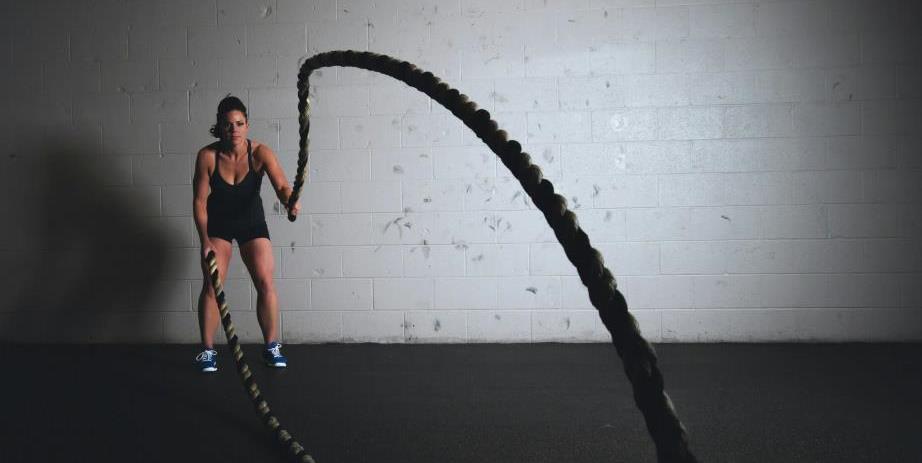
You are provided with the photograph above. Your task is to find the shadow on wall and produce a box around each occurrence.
[0,135,178,343]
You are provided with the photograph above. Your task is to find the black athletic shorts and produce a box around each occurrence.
[208,220,270,245]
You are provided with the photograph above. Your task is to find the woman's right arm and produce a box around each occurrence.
[193,148,212,258]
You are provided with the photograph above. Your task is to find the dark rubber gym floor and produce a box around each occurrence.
[1,343,919,463]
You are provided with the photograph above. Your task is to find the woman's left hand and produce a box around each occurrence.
[286,200,301,218]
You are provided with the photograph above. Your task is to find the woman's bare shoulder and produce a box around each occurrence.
[251,140,277,160]
[251,139,272,152]
[196,143,220,166]
[200,141,222,153]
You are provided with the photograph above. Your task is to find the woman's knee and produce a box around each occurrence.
[199,281,216,299]
[253,277,275,295]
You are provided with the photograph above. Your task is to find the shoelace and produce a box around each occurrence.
[196,350,216,362]
[268,344,283,358]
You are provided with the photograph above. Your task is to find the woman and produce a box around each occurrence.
[192,95,300,372]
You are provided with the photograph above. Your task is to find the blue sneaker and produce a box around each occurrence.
[196,349,217,373]
[263,341,287,368]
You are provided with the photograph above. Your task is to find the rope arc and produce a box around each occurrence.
[286,50,699,463]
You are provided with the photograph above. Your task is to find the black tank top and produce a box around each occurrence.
[206,139,265,226]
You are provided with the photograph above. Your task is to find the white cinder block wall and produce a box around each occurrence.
[0,0,920,343]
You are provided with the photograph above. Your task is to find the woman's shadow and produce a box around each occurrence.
[0,135,177,342]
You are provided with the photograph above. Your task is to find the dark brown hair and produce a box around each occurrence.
[209,95,248,139]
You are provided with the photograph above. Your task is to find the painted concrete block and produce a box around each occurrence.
[340,115,402,149]
[343,246,404,278]
[435,278,498,310]
[619,276,694,310]
[659,106,723,140]
[282,311,342,343]
[312,279,373,310]
[371,147,434,181]
[626,73,692,107]
[373,278,434,310]
[341,181,402,213]
[466,244,530,277]
[342,311,406,342]
[497,276,562,310]
[189,26,245,58]
[532,310,611,342]
[311,213,374,245]
[467,311,532,343]
[403,245,466,277]
[405,310,467,343]
[280,246,342,279]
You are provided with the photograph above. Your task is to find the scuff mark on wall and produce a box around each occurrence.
[260,5,273,18]
[383,216,404,236]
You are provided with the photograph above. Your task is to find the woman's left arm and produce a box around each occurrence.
[257,144,300,217]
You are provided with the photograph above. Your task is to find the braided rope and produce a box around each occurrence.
[285,51,699,463]
[205,251,315,463]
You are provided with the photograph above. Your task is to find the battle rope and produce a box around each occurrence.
[285,50,699,463]
[205,251,315,463]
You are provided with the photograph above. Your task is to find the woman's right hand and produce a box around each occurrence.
[201,239,215,261]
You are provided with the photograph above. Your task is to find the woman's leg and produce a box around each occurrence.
[239,237,279,343]
[197,238,233,349]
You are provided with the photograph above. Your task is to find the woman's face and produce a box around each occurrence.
[219,110,248,145]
